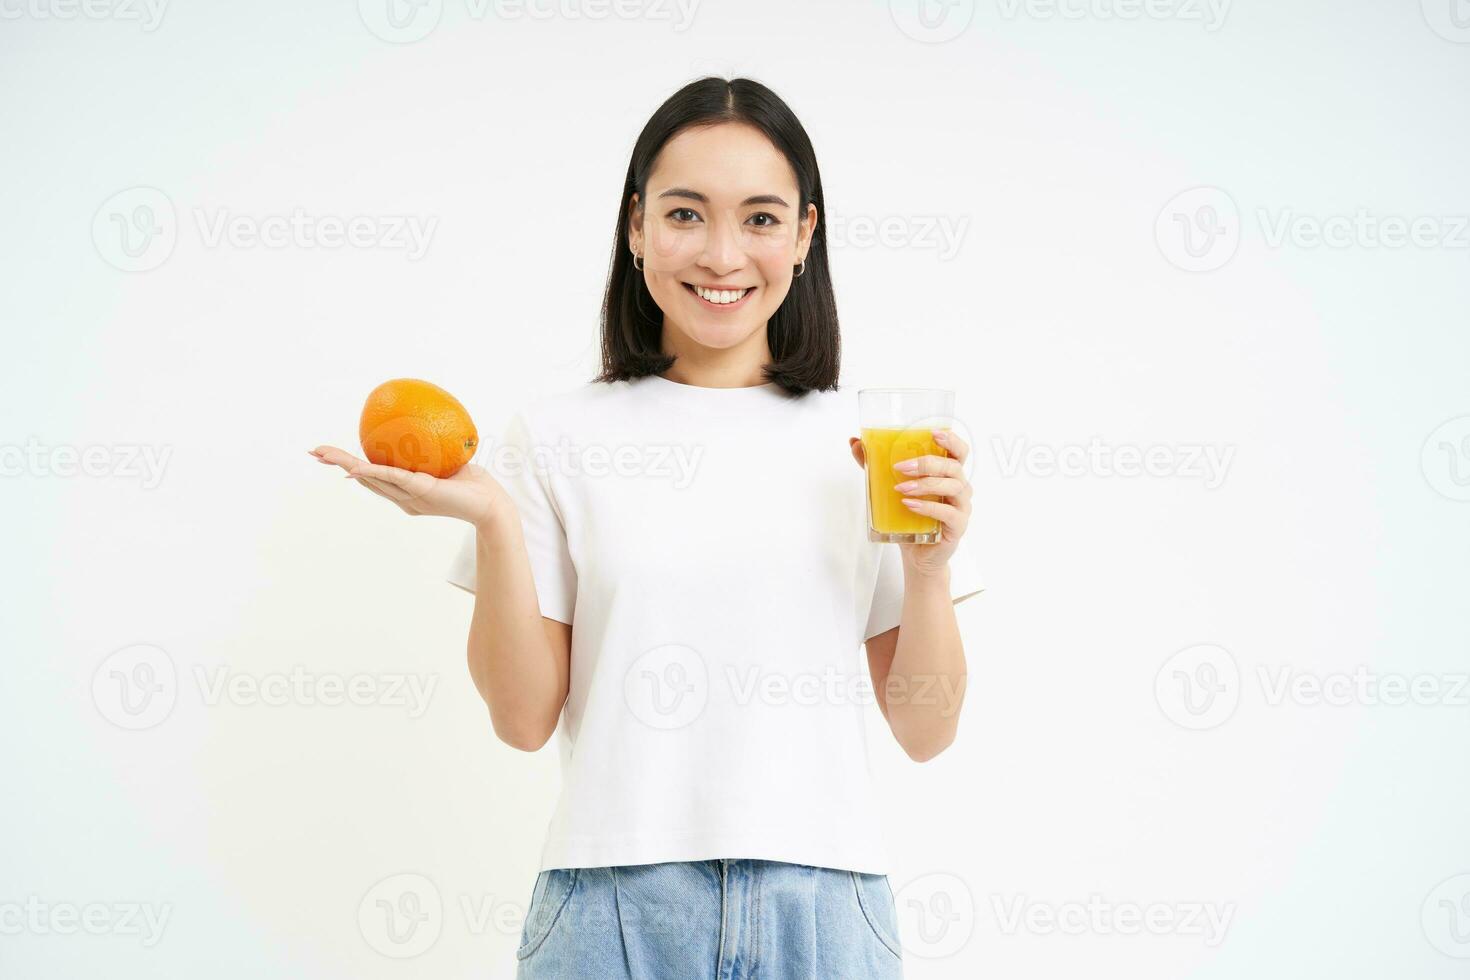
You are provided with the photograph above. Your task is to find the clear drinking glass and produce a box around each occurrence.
[859,388,956,543]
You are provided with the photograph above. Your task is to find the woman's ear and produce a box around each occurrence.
[796,201,818,264]
[628,193,643,250]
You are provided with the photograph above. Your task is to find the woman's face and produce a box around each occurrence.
[630,122,816,354]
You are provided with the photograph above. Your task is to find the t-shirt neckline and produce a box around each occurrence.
[642,373,785,397]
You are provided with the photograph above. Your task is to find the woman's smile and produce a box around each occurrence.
[683,282,757,309]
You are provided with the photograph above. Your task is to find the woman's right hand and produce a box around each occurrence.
[310,445,514,528]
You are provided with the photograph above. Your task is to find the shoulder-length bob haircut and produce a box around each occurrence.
[595,77,840,396]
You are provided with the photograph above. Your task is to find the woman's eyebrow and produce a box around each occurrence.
[657,187,791,208]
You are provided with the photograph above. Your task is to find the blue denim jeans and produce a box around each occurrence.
[515,859,904,979]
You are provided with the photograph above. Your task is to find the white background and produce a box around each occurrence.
[3,0,1469,977]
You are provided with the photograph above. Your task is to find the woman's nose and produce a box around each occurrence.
[697,209,745,275]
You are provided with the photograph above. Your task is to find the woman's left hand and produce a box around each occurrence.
[848,429,973,575]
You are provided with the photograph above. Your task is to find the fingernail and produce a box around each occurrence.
[901,498,922,507]
[894,459,918,474]
[894,481,917,493]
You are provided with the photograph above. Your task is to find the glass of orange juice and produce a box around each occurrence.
[859,388,955,543]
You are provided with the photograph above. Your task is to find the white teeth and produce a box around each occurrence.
[693,285,748,305]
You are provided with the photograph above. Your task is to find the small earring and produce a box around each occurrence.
[793,259,805,278]
[632,249,644,272]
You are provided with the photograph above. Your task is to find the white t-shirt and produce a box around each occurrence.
[445,374,984,875]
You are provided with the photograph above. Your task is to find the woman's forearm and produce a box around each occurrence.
[885,563,968,761]
[466,508,569,750]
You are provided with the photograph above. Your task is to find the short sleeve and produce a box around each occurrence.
[862,532,985,641]
[444,410,577,625]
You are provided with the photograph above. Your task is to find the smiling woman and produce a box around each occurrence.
[313,75,984,980]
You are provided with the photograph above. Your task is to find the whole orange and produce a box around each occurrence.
[359,378,478,478]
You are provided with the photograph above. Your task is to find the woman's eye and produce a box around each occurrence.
[747,213,780,228]
[668,208,701,223]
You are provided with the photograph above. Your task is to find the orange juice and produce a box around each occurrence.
[862,426,949,537]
